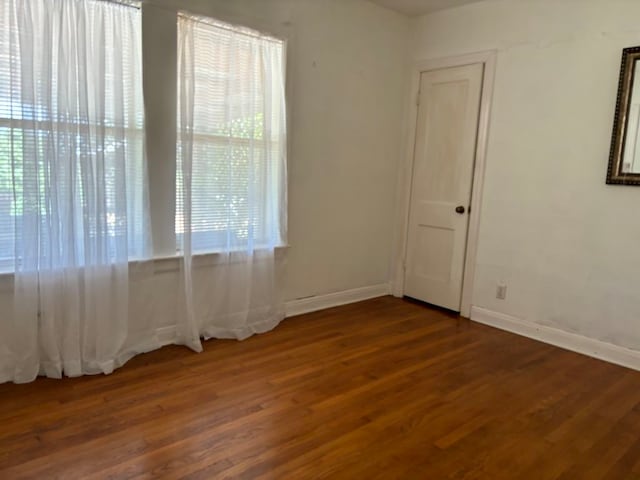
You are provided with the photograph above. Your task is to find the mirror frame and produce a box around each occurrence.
[607,46,640,185]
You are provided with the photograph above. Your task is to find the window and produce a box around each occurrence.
[0,0,146,271]
[176,14,287,253]
[0,2,287,271]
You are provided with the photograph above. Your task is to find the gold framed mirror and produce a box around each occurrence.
[608,46,640,185]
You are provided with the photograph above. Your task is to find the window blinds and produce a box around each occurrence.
[0,0,147,271]
[177,14,287,253]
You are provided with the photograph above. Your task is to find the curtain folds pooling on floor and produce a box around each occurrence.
[175,14,288,350]
[0,0,155,383]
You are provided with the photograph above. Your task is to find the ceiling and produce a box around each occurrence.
[368,0,487,17]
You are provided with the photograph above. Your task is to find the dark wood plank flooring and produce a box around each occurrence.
[1,296,640,479]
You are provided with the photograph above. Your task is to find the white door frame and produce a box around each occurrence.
[391,50,497,318]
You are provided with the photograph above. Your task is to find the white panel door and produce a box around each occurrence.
[404,63,483,311]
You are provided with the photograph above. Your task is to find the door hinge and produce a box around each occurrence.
[416,90,421,107]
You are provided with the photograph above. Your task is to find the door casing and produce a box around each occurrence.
[391,50,497,318]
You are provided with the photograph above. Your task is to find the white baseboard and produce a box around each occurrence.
[157,326,177,347]
[284,283,391,318]
[155,284,391,346]
[470,306,640,372]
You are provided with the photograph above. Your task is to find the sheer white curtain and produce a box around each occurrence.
[0,0,152,383]
[176,14,287,349]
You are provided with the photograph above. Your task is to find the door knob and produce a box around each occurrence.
[455,206,466,214]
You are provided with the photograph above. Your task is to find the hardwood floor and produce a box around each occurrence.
[1,296,640,479]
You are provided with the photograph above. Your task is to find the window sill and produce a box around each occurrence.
[137,244,289,274]
[0,244,289,291]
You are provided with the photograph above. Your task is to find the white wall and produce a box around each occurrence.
[411,0,640,351]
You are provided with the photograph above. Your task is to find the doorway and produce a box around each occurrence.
[396,52,496,316]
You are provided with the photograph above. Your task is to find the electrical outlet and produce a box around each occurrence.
[496,283,507,300]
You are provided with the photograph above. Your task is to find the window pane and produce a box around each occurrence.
[0,0,147,271]
[177,15,287,253]
[0,127,17,271]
